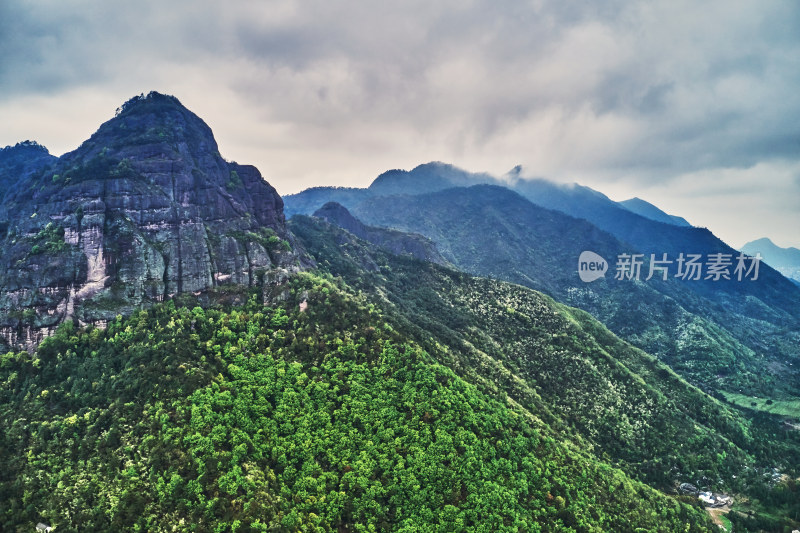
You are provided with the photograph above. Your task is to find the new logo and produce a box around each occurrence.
[578,251,608,282]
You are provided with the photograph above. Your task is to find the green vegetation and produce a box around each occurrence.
[29,222,68,255]
[1,207,798,531]
[290,214,800,531]
[229,227,292,255]
[722,392,800,418]
[227,170,243,191]
[111,157,137,180]
[5,94,798,531]
[729,482,800,533]
[0,276,715,531]
[718,513,732,532]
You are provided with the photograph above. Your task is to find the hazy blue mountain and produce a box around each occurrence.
[511,176,800,324]
[512,178,701,252]
[742,237,800,283]
[287,161,799,316]
[618,197,692,226]
[289,162,698,254]
[312,201,449,266]
[283,162,499,218]
[285,165,800,398]
[369,161,495,195]
[282,186,372,218]
[741,237,800,268]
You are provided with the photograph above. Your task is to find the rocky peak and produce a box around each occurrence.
[75,92,218,159]
[314,201,368,235]
[0,92,300,351]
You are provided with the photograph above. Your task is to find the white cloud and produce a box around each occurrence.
[0,0,798,246]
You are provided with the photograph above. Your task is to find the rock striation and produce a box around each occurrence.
[0,92,299,350]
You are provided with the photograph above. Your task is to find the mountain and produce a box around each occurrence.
[347,186,797,393]
[618,197,692,226]
[2,93,799,532]
[282,162,495,218]
[0,92,299,350]
[511,178,710,254]
[742,237,800,283]
[0,271,725,532]
[354,185,625,295]
[290,216,800,530]
[493,175,800,322]
[282,185,371,219]
[4,213,798,531]
[369,161,494,195]
[0,141,57,203]
[284,166,800,399]
[312,202,449,266]
[287,162,715,268]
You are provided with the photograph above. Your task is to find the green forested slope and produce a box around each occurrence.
[285,183,800,399]
[290,215,800,529]
[1,276,715,532]
[1,215,798,532]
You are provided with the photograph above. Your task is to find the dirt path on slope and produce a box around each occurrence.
[707,505,732,530]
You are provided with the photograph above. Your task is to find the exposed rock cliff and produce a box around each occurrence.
[0,92,299,350]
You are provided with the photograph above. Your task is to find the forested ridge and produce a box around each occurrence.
[2,274,717,531]
[285,179,800,400]
[291,215,800,531]
[2,92,798,533]
[1,214,798,531]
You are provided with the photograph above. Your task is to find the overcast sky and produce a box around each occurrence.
[1,0,798,248]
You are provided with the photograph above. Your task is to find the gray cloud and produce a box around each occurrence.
[0,0,798,246]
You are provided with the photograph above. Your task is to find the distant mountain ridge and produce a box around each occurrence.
[741,237,800,283]
[370,161,495,195]
[618,197,692,226]
[284,162,800,397]
[312,202,449,266]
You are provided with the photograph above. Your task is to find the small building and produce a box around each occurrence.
[698,492,732,508]
[36,524,52,533]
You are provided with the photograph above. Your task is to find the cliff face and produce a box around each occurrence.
[0,92,299,350]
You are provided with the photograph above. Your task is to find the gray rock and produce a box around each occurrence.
[0,92,300,350]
